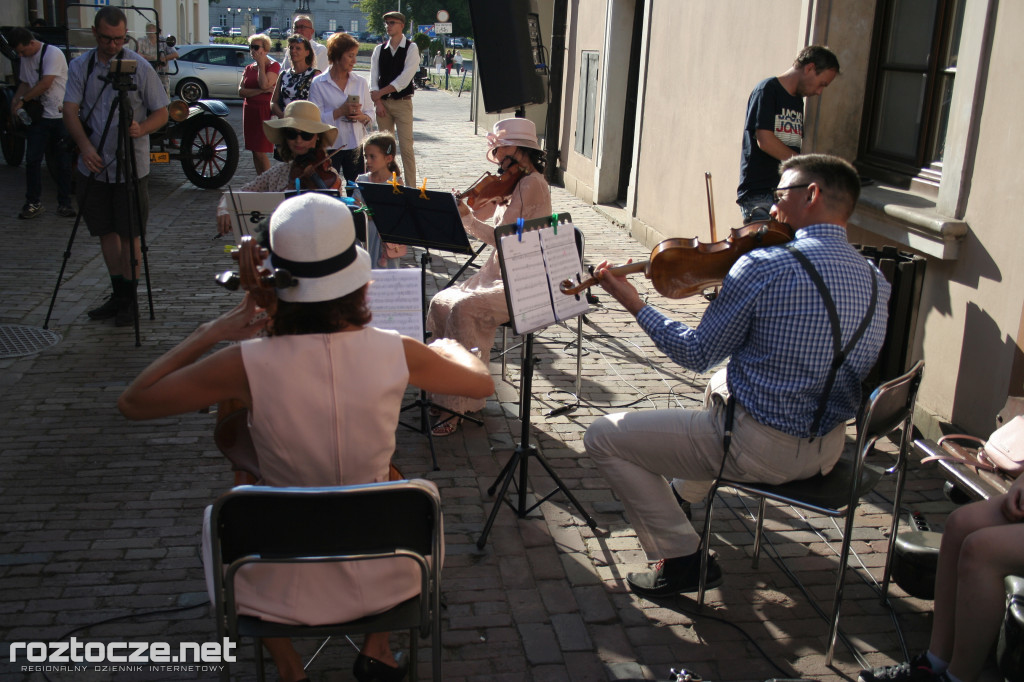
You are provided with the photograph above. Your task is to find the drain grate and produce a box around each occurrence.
[0,324,62,359]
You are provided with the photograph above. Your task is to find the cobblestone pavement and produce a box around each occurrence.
[1,87,960,681]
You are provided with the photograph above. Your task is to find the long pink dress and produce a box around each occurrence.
[203,327,427,626]
[426,172,552,414]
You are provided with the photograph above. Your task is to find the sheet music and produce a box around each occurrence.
[367,268,423,340]
[539,226,590,321]
[223,191,290,244]
[499,230,557,333]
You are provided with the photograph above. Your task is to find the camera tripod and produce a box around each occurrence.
[44,64,154,346]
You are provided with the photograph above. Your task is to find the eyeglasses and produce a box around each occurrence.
[385,20,402,25]
[773,183,811,204]
[283,128,316,141]
[294,24,312,31]
[97,33,127,44]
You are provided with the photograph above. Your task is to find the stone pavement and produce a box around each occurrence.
[0,87,960,681]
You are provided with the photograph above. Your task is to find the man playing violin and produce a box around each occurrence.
[737,46,839,224]
[216,100,340,235]
[585,154,890,597]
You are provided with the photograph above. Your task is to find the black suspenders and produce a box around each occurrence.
[785,244,878,437]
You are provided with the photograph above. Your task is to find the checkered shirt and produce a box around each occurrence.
[636,224,891,437]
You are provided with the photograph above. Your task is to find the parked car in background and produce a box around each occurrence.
[321,30,335,41]
[209,26,225,37]
[366,34,382,43]
[169,44,254,101]
[229,27,241,37]
[449,37,465,48]
[267,27,281,38]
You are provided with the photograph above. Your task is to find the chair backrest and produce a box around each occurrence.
[211,479,441,566]
[857,360,925,459]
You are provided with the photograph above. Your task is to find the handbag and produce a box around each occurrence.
[21,98,44,125]
[926,415,1024,477]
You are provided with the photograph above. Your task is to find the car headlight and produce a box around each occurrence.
[168,100,190,122]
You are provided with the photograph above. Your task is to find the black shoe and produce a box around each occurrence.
[670,483,693,521]
[57,204,76,217]
[352,651,408,682]
[87,296,120,320]
[18,202,44,219]
[627,552,723,598]
[858,653,943,682]
[114,298,137,327]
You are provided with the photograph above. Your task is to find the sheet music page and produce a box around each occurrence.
[539,223,590,321]
[367,268,424,340]
[224,192,289,244]
[499,230,556,334]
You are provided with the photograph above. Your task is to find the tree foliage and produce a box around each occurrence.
[359,0,473,37]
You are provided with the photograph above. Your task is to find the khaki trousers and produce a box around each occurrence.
[585,369,846,560]
[378,97,416,187]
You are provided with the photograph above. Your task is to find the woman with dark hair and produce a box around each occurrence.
[270,34,320,119]
[215,100,340,235]
[239,33,280,175]
[308,32,375,183]
[426,118,551,436]
[120,192,493,682]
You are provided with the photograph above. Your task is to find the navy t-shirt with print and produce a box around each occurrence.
[737,77,804,201]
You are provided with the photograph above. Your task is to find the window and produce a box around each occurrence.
[858,0,966,187]
[575,51,599,159]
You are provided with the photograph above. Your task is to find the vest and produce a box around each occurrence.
[377,40,415,99]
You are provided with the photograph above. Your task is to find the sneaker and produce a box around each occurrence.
[858,653,941,682]
[57,205,76,217]
[87,296,120,320]
[18,203,44,219]
[627,552,723,598]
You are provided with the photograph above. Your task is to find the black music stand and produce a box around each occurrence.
[476,215,597,549]
[357,181,481,470]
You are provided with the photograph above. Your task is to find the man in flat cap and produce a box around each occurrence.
[369,10,419,186]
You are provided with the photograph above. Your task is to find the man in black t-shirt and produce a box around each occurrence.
[736,46,840,223]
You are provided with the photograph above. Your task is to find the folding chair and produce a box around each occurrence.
[698,360,925,664]
[209,479,443,681]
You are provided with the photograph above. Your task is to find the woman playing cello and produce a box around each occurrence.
[120,193,493,682]
[426,118,552,436]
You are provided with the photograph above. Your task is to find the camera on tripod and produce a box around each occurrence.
[101,58,138,89]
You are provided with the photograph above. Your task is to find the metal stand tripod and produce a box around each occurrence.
[477,332,597,549]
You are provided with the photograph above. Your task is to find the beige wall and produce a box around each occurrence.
[554,0,1024,435]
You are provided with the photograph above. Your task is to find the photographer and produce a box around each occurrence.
[8,26,74,220]
[63,6,169,327]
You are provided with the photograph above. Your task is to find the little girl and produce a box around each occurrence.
[356,132,407,269]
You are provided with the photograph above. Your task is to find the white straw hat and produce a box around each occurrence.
[268,193,371,303]
[485,118,542,163]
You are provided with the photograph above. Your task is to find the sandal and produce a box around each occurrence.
[431,417,461,437]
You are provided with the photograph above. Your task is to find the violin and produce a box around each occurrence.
[289,148,342,191]
[560,219,795,300]
[456,157,524,209]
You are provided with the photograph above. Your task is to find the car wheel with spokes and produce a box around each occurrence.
[178,115,238,189]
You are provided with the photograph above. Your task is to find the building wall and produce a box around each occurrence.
[555,0,1024,436]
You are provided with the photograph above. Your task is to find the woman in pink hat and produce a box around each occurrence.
[426,117,552,436]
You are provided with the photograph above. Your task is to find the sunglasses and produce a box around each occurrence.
[283,128,316,141]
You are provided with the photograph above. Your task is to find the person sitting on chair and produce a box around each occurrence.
[425,117,551,437]
[119,192,493,682]
[583,154,890,597]
[859,473,1024,682]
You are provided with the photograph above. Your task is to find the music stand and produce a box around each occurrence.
[476,215,598,549]
[356,181,481,470]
